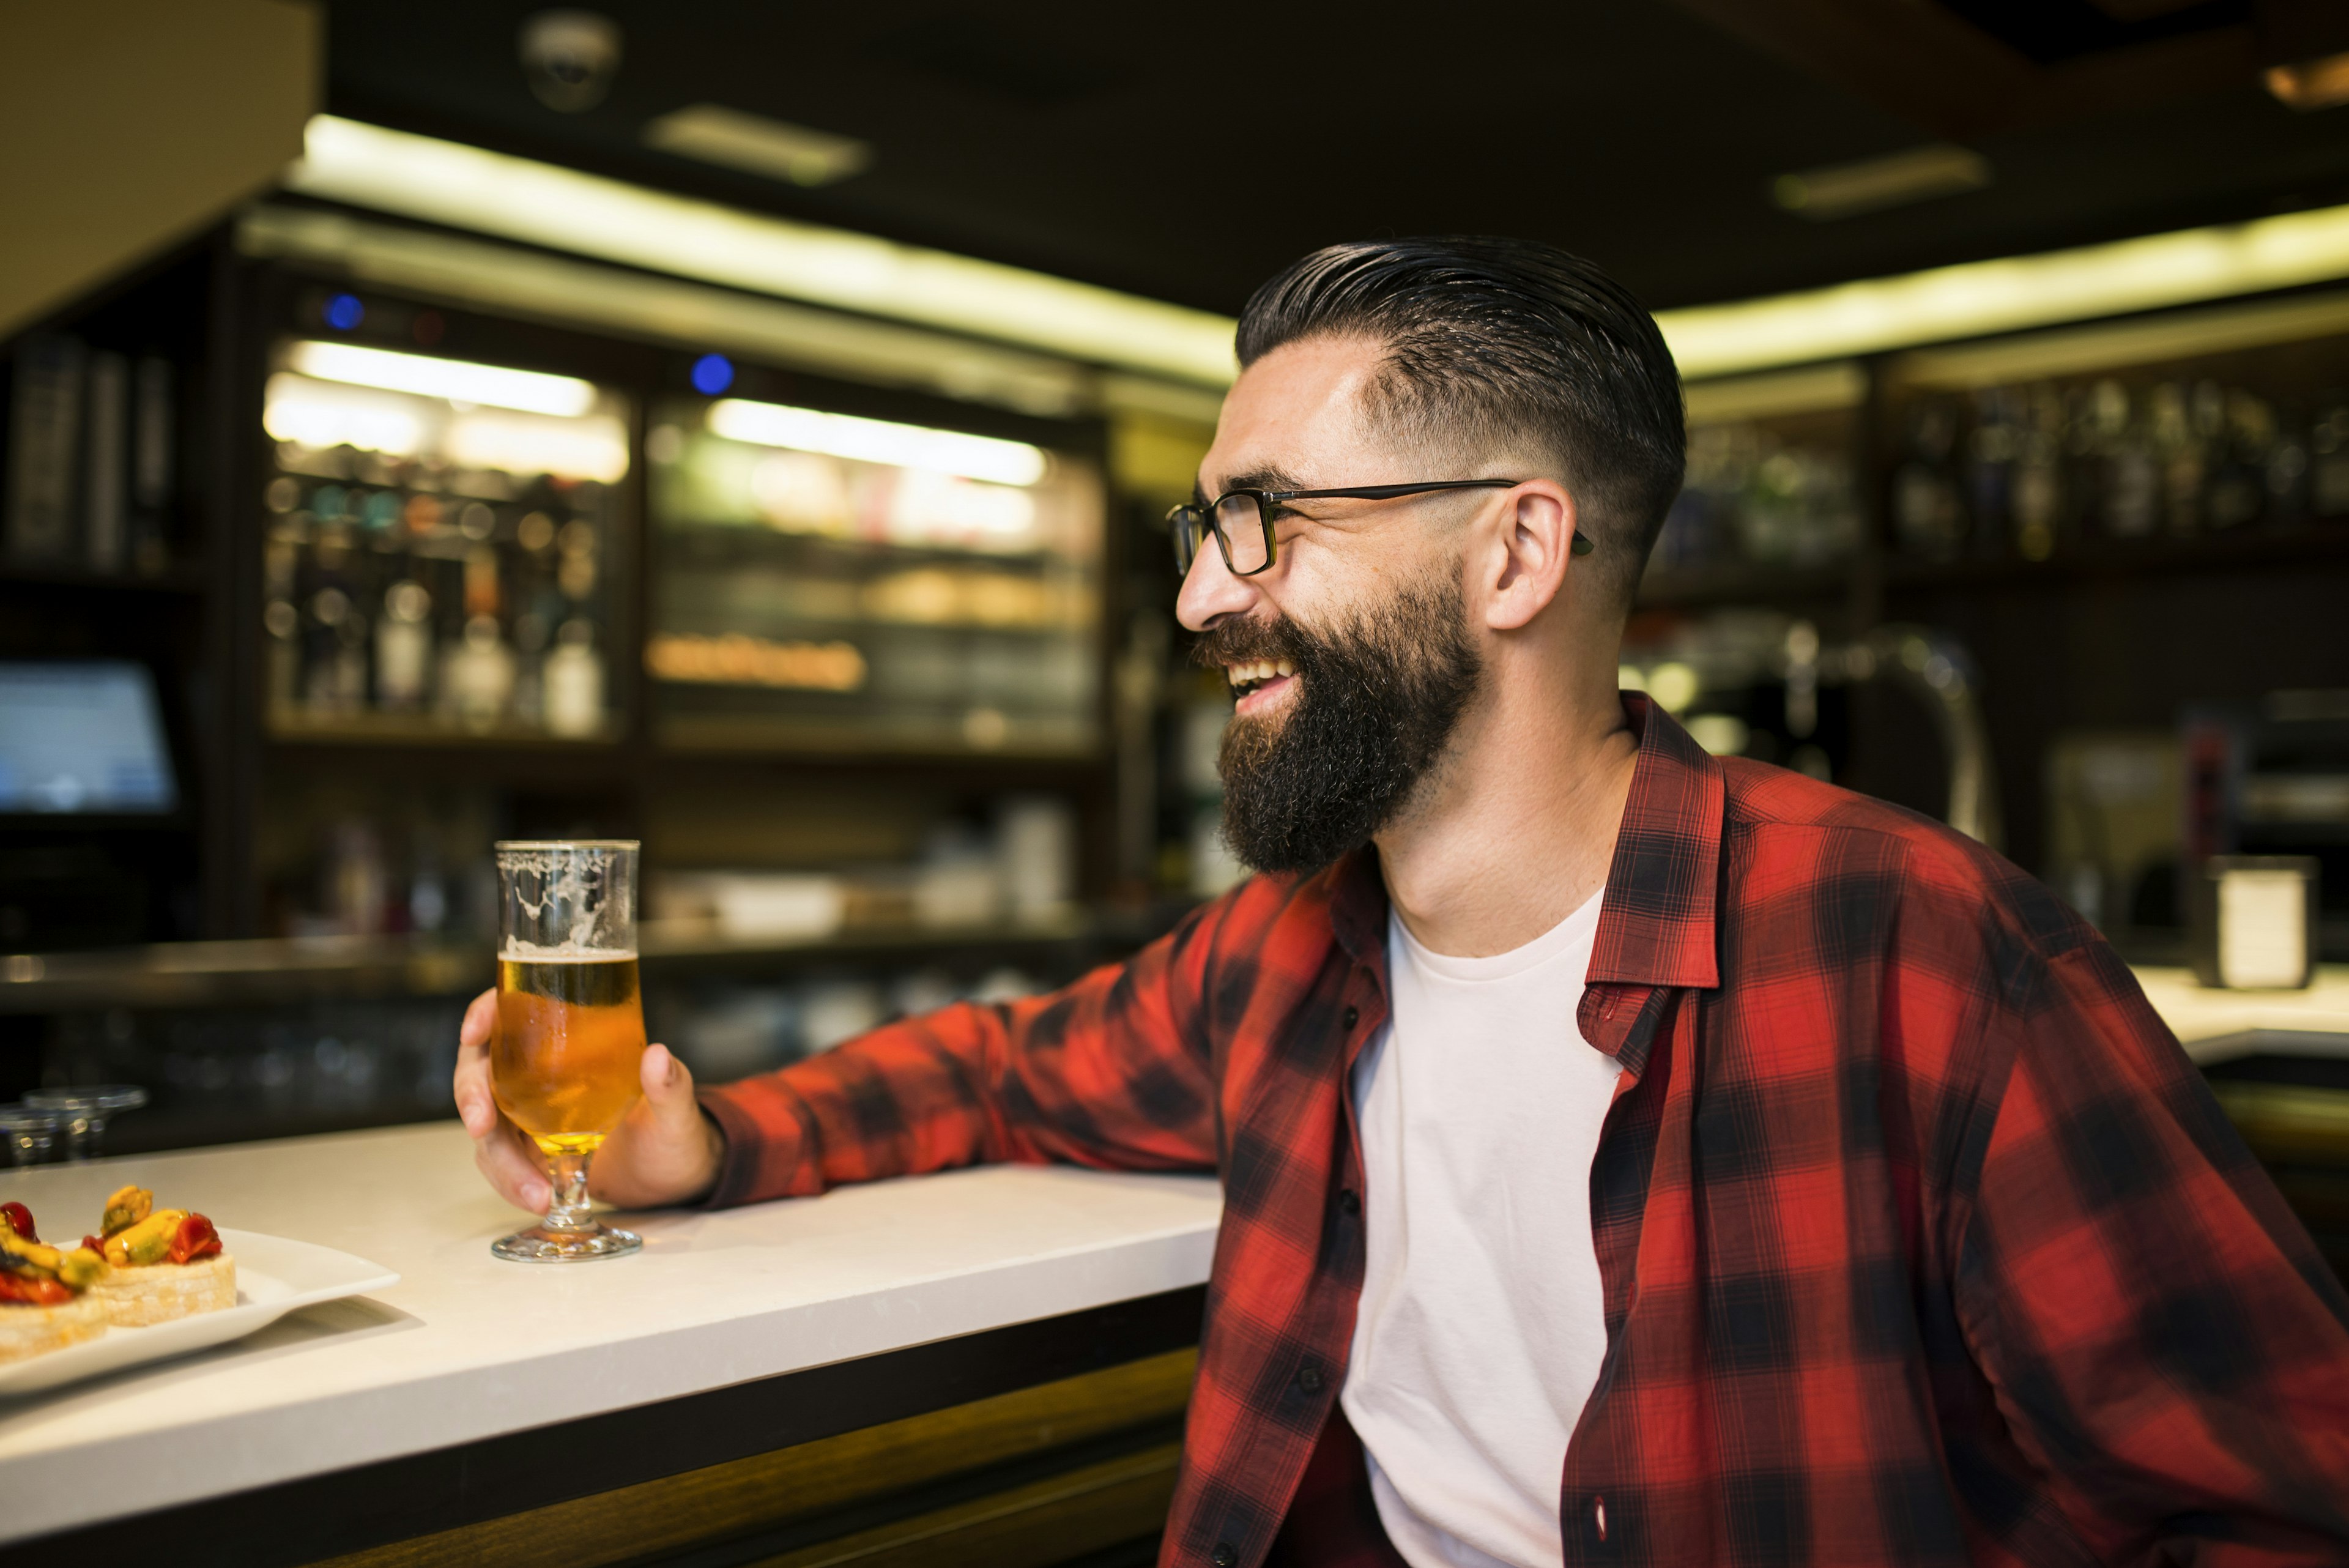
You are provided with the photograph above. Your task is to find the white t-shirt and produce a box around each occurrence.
[1343,888,1619,1568]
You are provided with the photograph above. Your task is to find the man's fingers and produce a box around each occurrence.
[459,988,496,1050]
[473,1117,549,1212]
[455,989,499,1135]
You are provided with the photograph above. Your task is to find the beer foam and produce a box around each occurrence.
[500,941,638,962]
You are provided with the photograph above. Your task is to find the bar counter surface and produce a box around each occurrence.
[0,1124,1220,1555]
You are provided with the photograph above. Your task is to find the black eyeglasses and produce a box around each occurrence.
[1166,479,1594,576]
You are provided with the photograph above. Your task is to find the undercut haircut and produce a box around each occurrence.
[1235,237,1685,612]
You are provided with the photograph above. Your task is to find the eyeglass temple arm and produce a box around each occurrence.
[1265,481,1596,555]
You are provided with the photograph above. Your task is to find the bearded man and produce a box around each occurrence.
[456,238,2349,1567]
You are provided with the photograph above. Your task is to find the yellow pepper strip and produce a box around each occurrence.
[102,1209,188,1268]
[53,1248,106,1290]
[100,1185,153,1238]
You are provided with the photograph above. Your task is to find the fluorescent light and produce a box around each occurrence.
[707,398,1047,486]
[1661,198,2349,379]
[445,411,629,483]
[288,116,1238,386]
[239,205,1096,420]
[1772,144,1991,222]
[288,340,597,415]
[262,373,425,455]
[644,104,873,187]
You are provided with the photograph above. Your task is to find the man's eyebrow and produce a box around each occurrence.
[1210,464,1306,494]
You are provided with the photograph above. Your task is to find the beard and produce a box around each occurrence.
[1193,567,1483,875]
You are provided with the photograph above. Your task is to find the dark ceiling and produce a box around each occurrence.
[324,0,2349,318]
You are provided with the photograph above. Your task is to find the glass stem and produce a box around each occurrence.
[543,1148,596,1234]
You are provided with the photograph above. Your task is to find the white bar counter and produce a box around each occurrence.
[2132,964,2349,1063]
[0,1123,1220,1547]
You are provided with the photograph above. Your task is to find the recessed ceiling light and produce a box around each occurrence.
[2265,53,2349,111]
[644,104,874,188]
[1772,144,1992,222]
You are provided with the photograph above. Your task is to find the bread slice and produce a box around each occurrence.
[0,1293,108,1363]
[91,1252,237,1327]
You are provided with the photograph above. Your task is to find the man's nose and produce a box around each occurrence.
[1175,538,1260,631]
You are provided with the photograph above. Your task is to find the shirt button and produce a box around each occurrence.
[1212,1544,1239,1567]
[1297,1364,1324,1394]
[1342,1005,1359,1028]
[1338,1189,1360,1217]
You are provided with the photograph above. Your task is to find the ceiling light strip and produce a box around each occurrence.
[288,116,1238,387]
[239,204,1097,420]
[1660,201,2349,379]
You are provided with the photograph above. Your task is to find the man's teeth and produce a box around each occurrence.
[1226,660,1296,688]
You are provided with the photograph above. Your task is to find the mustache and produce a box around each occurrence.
[1189,619,1310,672]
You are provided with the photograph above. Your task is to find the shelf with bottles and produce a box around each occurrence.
[646,392,1107,759]
[4,326,193,584]
[1882,307,2349,576]
[256,337,630,745]
[1646,365,1866,594]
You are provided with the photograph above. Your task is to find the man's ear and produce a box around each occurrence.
[1482,480,1576,631]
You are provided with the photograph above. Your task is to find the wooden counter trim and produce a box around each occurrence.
[9,1285,1206,1568]
[310,1351,1195,1568]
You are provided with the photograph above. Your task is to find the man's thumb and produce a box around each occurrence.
[642,1043,696,1110]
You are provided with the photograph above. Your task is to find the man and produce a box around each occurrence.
[459,238,2349,1567]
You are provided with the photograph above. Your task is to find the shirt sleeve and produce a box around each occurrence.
[694,899,1224,1208]
[1954,938,2349,1565]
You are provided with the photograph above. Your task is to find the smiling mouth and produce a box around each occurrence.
[1226,659,1296,700]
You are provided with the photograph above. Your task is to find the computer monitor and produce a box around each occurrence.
[0,661,179,815]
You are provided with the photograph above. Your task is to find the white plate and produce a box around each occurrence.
[0,1228,399,1396]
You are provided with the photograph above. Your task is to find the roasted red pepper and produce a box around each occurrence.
[169,1214,222,1265]
[81,1235,105,1256]
[0,1271,72,1306]
[0,1202,34,1241]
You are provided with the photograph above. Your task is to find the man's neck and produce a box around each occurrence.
[1373,677,1638,960]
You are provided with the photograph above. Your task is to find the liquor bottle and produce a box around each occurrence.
[2206,388,2270,532]
[1894,399,1963,559]
[2153,382,2203,536]
[2266,401,2311,527]
[1965,387,2017,557]
[2104,384,2158,540]
[441,544,513,731]
[2012,384,2062,560]
[83,350,128,572]
[2311,398,2349,518]
[543,618,606,738]
[6,335,86,562]
[375,578,433,712]
[130,357,173,573]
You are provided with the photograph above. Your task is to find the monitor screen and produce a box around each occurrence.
[0,662,178,814]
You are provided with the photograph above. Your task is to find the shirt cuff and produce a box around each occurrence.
[693,1084,796,1209]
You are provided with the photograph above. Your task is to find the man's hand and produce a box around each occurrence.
[455,989,725,1213]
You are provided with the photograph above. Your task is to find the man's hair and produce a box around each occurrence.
[1235,237,1685,611]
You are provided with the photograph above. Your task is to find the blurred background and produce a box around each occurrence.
[4,0,2349,1210]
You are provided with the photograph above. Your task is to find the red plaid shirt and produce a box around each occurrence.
[701,696,2349,1567]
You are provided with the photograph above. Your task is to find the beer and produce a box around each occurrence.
[492,952,645,1154]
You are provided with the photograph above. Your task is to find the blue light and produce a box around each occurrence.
[324,294,365,331]
[690,353,735,395]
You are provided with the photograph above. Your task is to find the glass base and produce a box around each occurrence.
[491,1223,642,1262]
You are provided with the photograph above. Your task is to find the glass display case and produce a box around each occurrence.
[646,393,1104,755]
[258,333,630,741]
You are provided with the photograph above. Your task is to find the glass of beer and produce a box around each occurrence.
[489,839,647,1262]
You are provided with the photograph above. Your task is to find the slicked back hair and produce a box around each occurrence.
[1235,237,1685,614]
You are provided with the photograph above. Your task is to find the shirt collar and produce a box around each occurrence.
[1588,692,1723,991]
[1321,691,1724,990]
